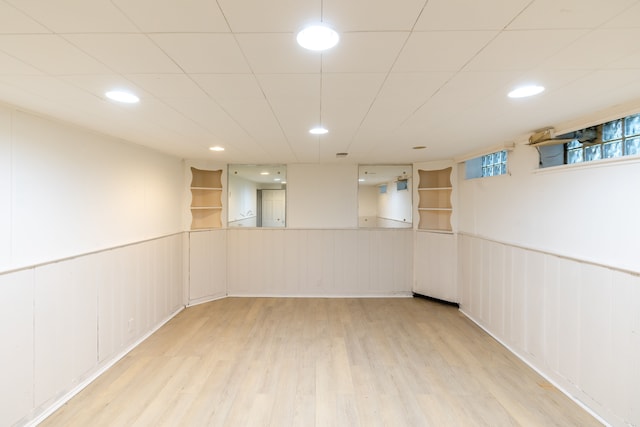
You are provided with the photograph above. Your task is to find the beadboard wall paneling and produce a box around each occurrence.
[226,228,413,297]
[459,233,640,427]
[0,270,34,427]
[0,234,184,427]
[188,230,227,305]
[413,231,456,302]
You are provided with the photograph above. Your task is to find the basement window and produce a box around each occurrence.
[539,113,640,168]
[465,150,508,179]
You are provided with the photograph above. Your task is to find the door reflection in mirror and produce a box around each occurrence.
[228,165,286,227]
[358,165,412,228]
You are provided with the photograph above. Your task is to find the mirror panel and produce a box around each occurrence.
[228,165,286,228]
[358,165,412,228]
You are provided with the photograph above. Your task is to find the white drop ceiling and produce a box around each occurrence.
[1,0,640,164]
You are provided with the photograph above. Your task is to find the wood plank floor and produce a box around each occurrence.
[42,297,602,426]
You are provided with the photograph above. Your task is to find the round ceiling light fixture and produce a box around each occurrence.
[297,24,339,51]
[309,126,329,135]
[508,84,545,99]
[105,90,140,104]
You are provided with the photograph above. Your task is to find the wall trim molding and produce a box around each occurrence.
[458,231,640,277]
[0,231,187,276]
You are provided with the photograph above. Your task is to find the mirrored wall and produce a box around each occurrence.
[358,165,412,228]
[228,165,286,227]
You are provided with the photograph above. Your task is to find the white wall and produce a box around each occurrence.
[287,163,358,228]
[458,144,640,273]
[0,104,187,426]
[457,143,640,427]
[1,106,185,273]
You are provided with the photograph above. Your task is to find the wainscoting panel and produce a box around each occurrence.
[0,233,184,426]
[227,229,413,297]
[413,231,457,302]
[188,230,227,304]
[458,233,640,427]
[0,270,34,427]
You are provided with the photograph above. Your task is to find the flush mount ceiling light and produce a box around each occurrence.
[508,85,545,99]
[209,146,224,151]
[309,126,329,135]
[297,24,339,51]
[105,90,139,104]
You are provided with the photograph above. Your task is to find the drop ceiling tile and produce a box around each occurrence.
[323,0,426,31]
[120,98,211,139]
[416,0,531,31]
[0,51,44,75]
[6,0,136,33]
[0,2,50,33]
[0,35,111,75]
[393,31,497,72]
[603,2,640,28]
[150,34,250,74]
[113,0,229,32]
[368,72,453,121]
[64,34,181,74]
[192,74,264,100]
[167,98,251,143]
[217,0,318,32]
[236,33,320,74]
[508,0,637,30]
[0,75,104,107]
[608,49,640,69]
[258,74,320,101]
[124,74,209,99]
[464,29,587,71]
[322,73,386,101]
[542,29,640,70]
[321,97,374,136]
[58,74,147,102]
[322,32,409,73]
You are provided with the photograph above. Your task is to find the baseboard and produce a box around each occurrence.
[26,305,185,427]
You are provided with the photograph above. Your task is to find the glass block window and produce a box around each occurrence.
[481,150,507,177]
[556,113,640,167]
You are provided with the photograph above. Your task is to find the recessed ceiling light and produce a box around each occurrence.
[358,178,365,182]
[105,90,139,104]
[274,178,281,182]
[260,171,269,175]
[508,85,545,99]
[209,146,224,151]
[309,126,328,135]
[297,24,339,51]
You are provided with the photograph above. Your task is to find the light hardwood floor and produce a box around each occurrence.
[42,297,602,426]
